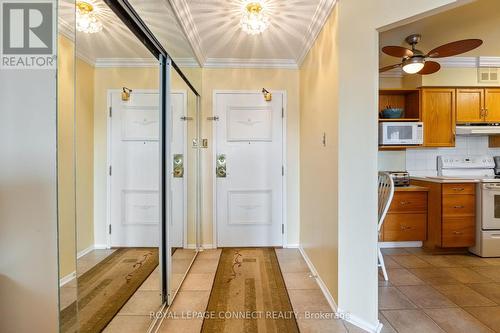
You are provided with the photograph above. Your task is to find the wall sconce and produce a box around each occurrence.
[262,88,272,102]
[122,87,133,101]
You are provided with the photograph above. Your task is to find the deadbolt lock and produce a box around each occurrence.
[173,154,184,178]
[216,154,226,178]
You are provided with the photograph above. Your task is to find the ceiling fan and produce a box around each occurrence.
[380,34,483,75]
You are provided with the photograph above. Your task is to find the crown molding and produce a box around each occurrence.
[58,18,74,41]
[436,56,478,68]
[94,57,198,68]
[204,58,298,69]
[76,51,96,66]
[296,0,337,66]
[169,0,206,66]
[479,57,500,68]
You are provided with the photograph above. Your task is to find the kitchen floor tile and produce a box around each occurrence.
[278,258,311,273]
[398,285,457,308]
[472,266,500,282]
[158,318,203,333]
[386,268,425,286]
[418,255,463,268]
[390,255,433,269]
[381,310,445,333]
[296,316,347,333]
[381,248,412,255]
[409,268,461,285]
[196,249,221,260]
[118,290,163,315]
[188,259,219,274]
[168,291,211,313]
[180,273,215,291]
[288,289,332,313]
[383,256,403,269]
[467,283,500,304]
[442,267,493,284]
[463,306,500,332]
[283,272,320,290]
[102,315,152,333]
[275,248,302,260]
[432,284,496,307]
[423,307,494,333]
[378,287,417,310]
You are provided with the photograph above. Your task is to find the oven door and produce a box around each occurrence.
[482,183,500,230]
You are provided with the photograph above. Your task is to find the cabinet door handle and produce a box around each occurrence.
[400,201,412,205]
[453,231,464,235]
[485,108,489,118]
[453,205,465,209]
[452,187,465,192]
[400,225,413,231]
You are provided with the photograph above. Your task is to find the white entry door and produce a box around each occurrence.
[215,92,284,247]
[109,91,186,247]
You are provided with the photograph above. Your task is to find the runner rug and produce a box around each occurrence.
[60,247,159,333]
[201,248,299,333]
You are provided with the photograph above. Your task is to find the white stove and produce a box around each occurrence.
[437,155,500,257]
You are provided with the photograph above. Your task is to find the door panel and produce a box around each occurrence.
[485,89,500,122]
[215,92,283,247]
[456,89,484,123]
[421,89,456,147]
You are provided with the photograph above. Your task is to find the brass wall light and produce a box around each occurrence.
[121,87,132,101]
[262,88,272,101]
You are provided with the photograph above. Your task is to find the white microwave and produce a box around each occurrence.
[379,122,424,145]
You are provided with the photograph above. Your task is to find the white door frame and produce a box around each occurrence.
[211,90,288,248]
[105,89,187,248]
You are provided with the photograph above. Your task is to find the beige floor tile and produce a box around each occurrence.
[381,248,412,255]
[189,259,219,274]
[409,268,461,285]
[472,266,500,282]
[283,272,319,290]
[432,284,496,307]
[288,289,332,313]
[390,255,432,269]
[398,285,457,308]
[278,258,310,273]
[119,290,163,315]
[172,259,194,274]
[418,255,463,268]
[196,249,221,260]
[424,307,494,333]
[344,321,368,333]
[442,267,493,284]
[379,312,397,333]
[386,268,425,286]
[171,273,185,295]
[180,273,215,291]
[463,306,500,332]
[172,249,197,260]
[102,315,152,333]
[480,258,500,266]
[59,286,77,310]
[297,316,347,333]
[382,309,445,333]
[383,256,403,269]
[158,318,203,333]
[139,270,160,291]
[378,271,391,287]
[275,248,302,260]
[169,291,210,313]
[378,287,417,310]
[468,283,500,303]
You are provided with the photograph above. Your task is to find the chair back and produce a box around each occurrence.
[378,172,395,231]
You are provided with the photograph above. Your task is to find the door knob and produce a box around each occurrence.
[173,154,184,178]
[216,154,227,178]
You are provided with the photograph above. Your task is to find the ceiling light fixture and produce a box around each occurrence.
[76,1,103,34]
[402,57,425,74]
[240,1,269,35]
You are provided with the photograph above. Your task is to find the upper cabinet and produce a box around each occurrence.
[456,88,500,123]
[456,89,484,123]
[485,89,500,122]
[421,88,456,147]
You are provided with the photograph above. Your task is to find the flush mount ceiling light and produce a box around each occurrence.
[76,1,103,34]
[240,1,270,35]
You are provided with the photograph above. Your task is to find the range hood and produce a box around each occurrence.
[456,125,500,135]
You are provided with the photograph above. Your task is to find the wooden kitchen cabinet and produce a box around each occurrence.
[485,88,500,122]
[456,88,484,123]
[380,187,428,242]
[421,88,456,147]
[411,180,476,249]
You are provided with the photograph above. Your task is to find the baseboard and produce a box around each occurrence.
[379,241,422,248]
[77,245,94,259]
[337,307,383,333]
[59,271,76,287]
[283,243,300,248]
[94,244,109,250]
[200,244,217,250]
[298,246,338,312]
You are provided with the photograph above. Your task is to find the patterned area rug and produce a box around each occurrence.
[60,248,159,333]
[202,248,299,333]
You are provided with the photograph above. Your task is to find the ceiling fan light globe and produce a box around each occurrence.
[402,58,425,74]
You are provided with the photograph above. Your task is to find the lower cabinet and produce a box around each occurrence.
[380,188,428,242]
[411,180,476,248]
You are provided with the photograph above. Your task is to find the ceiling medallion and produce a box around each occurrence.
[76,1,103,34]
[240,1,270,35]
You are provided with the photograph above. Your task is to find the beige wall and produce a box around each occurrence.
[299,5,339,300]
[76,58,95,253]
[423,67,500,86]
[200,68,301,246]
[58,35,76,278]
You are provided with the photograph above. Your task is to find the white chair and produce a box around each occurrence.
[378,172,395,281]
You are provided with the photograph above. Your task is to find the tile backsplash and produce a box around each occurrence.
[406,136,500,176]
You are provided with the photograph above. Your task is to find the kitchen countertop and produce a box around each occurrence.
[395,185,429,192]
[411,176,480,183]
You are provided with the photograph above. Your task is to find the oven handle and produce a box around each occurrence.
[484,185,500,191]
